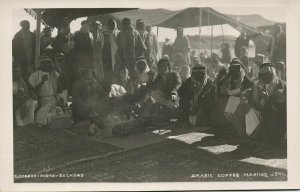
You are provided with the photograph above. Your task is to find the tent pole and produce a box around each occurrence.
[35,9,41,70]
[208,11,213,62]
[211,25,213,62]
[199,8,202,55]
[221,24,224,44]
[156,26,159,37]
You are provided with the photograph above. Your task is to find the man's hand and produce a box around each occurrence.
[171,94,177,101]
[41,74,48,83]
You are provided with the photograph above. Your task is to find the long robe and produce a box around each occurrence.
[211,73,253,129]
[162,42,174,59]
[29,70,59,125]
[73,30,93,69]
[92,32,104,81]
[173,35,191,65]
[72,78,109,124]
[234,33,260,58]
[243,80,286,144]
[13,77,38,126]
[117,29,147,76]
[145,31,158,68]
[151,71,182,101]
[178,78,216,126]
[12,30,36,79]
[267,32,286,63]
[102,29,119,82]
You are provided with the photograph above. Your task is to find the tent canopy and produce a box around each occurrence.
[157,7,227,28]
[88,8,181,27]
[26,8,137,30]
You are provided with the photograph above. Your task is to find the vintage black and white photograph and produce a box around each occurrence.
[10,3,290,185]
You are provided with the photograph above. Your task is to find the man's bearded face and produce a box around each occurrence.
[82,69,93,81]
[191,70,205,83]
[259,71,274,84]
[40,61,53,72]
[158,62,169,75]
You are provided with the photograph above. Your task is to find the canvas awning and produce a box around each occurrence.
[26,8,137,30]
[88,8,181,27]
[157,7,270,35]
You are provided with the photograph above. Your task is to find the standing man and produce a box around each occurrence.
[267,23,286,63]
[173,27,191,65]
[239,46,251,76]
[90,21,104,81]
[136,19,147,42]
[73,20,93,69]
[234,28,262,58]
[135,19,147,58]
[40,27,53,52]
[145,25,158,69]
[162,38,174,60]
[53,19,74,55]
[117,18,147,77]
[102,19,119,82]
[12,20,36,80]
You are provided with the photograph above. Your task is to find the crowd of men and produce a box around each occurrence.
[12,17,286,147]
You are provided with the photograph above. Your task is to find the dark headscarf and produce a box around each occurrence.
[122,18,132,30]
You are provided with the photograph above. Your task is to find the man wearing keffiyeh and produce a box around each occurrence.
[28,56,60,126]
[210,59,253,130]
[117,18,147,77]
[178,64,216,126]
[240,62,286,145]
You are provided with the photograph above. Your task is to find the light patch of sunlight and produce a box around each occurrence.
[198,144,239,155]
[239,157,287,170]
[152,129,172,135]
[167,132,214,144]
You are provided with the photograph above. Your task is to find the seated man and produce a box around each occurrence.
[179,65,191,83]
[240,62,286,145]
[135,57,155,85]
[178,64,216,126]
[13,62,38,126]
[210,59,253,130]
[147,58,182,116]
[72,66,110,131]
[29,56,61,127]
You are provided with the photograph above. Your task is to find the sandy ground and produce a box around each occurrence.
[14,122,287,182]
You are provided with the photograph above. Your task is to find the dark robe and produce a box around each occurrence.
[162,43,174,59]
[12,30,36,79]
[234,33,260,58]
[53,32,77,93]
[211,73,253,129]
[267,32,286,63]
[173,35,191,65]
[221,48,231,64]
[151,71,182,100]
[53,32,74,54]
[145,31,158,68]
[72,78,109,124]
[72,31,93,68]
[117,29,147,76]
[245,80,286,145]
[102,29,119,82]
[178,78,216,126]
